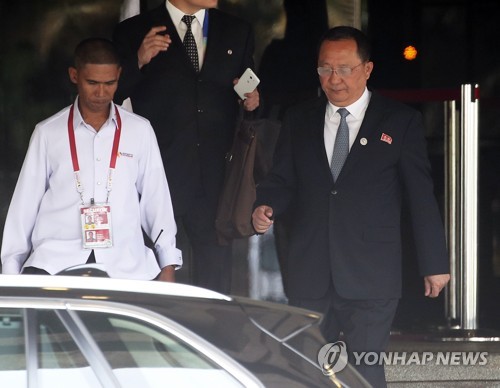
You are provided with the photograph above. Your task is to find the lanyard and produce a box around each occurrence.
[202,10,209,48]
[68,104,122,204]
[202,11,209,38]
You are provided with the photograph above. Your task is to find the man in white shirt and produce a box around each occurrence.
[1,38,182,281]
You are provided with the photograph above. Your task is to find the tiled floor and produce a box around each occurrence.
[386,331,500,386]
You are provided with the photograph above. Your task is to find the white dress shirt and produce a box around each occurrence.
[324,88,371,165]
[1,99,182,279]
[166,0,207,67]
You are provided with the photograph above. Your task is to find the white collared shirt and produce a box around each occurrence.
[324,88,371,165]
[166,0,207,67]
[1,98,182,279]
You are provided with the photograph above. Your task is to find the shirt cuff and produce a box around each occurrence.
[156,246,183,270]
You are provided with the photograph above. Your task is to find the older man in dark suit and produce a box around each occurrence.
[252,26,450,387]
[113,0,259,293]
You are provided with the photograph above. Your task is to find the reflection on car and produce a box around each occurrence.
[0,273,370,387]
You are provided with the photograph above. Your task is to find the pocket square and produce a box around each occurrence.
[381,133,392,145]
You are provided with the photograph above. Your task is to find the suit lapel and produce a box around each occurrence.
[200,9,219,75]
[149,5,179,43]
[308,98,332,178]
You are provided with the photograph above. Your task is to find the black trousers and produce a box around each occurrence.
[289,283,398,388]
[177,195,232,294]
[22,250,96,275]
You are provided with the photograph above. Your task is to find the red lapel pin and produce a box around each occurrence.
[381,133,392,144]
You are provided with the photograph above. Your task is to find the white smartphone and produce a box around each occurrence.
[233,68,260,100]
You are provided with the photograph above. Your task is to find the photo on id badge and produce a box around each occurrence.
[81,204,113,248]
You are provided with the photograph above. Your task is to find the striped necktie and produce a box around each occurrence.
[330,108,350,181]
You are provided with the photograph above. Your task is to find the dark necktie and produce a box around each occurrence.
[182,15,199,72]
[330,108,350,181]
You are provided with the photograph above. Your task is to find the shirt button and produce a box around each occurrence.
[96,157,101,162]
[331,190,338,195]
[97,181,102,185]
[197,109,203,113]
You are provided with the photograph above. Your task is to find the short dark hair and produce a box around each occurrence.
[74,37,120,69]
[319,26,371,62]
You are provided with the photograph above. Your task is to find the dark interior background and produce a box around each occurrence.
[0,0,499,332]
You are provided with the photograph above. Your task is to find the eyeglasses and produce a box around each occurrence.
[317,62,364,78]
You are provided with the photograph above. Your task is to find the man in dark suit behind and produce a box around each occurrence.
[252,26,450,387]
[113,0,259,293]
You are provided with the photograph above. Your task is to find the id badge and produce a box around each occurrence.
[80,204,113,249]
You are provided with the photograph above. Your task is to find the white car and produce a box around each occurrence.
[0,272,370,387]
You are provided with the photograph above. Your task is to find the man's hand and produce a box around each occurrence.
[157,265,176,282]
[138,26,171,69]
[243,88,259,111]
[252,205,273,234]
[424,273,450,298]
[232,78,260,112]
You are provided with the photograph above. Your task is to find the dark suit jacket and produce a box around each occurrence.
[113,5,255,215]
[256,92,449,300]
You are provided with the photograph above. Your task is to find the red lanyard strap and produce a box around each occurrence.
[68,104,80,172]
[109,106,121,169]
[68,104,122,203]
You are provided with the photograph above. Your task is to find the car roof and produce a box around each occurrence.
[0,274,322,342]
[0,274,232,300]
